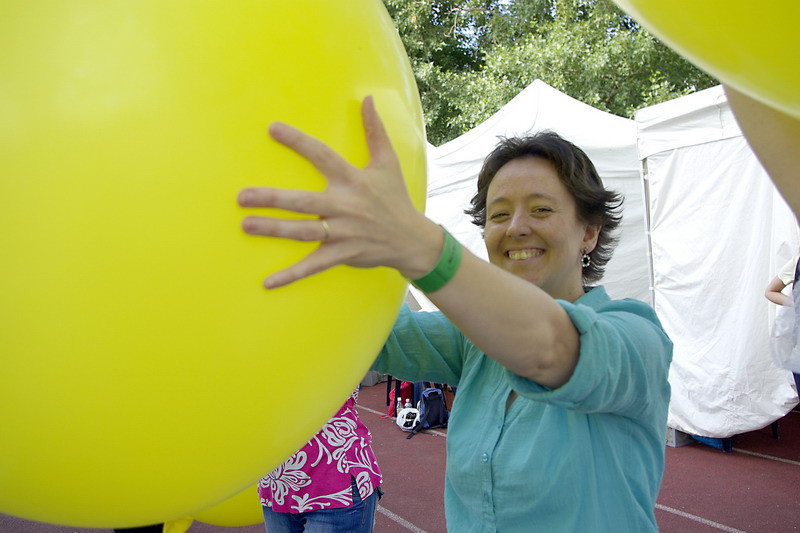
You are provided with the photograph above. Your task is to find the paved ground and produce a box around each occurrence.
[1,382,798,532]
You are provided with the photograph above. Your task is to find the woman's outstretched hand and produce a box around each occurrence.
[240,97,581,386]
[238,96,441,289]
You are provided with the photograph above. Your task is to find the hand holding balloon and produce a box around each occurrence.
[239,96,442,289]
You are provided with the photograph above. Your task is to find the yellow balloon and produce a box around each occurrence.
[193,484,263,527]
[613,0,800,119]
[0,0,425,528]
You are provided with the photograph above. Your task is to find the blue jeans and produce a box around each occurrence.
[262,478,379,533]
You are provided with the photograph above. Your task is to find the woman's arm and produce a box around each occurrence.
[765,276,790,306]
[239,97,579,388]
[424,246,579,389]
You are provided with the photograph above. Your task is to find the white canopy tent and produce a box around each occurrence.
[415,80,799,438]
[636,85,798,437]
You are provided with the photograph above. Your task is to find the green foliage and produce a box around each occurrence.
[382,0,717,145]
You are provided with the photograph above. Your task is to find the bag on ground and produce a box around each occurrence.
[406,387,449,439]
[396,406,420,432]
[386,380,414,417]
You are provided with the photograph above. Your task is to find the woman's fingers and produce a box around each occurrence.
[362,96,400,170]
[263,246,342,289]
[238,96,417,288]
[241,215,331,242]
[268,122,352,184]
[238,187,329,216]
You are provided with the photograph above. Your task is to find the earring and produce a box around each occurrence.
[581,249,591,268]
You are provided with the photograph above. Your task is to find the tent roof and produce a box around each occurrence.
[429,79,639,192]
[635,85,743,159]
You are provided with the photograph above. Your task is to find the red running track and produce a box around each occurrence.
[1,382,798,532]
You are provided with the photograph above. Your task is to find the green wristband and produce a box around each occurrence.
[410,227,462,293]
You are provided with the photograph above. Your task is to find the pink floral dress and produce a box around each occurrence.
[259,389,382,513]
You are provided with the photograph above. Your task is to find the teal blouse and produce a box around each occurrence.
[374,286,672,532]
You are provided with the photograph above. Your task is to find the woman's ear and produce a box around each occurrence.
[583,224,601,252]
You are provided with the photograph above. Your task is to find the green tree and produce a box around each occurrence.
[382,0,717,145]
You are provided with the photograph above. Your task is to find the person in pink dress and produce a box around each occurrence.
[259,388,382,532]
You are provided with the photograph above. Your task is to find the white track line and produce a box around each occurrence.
[732,447,800,466]
[377,505,430,532]
[357,404,396,417]
[655,504,747,533]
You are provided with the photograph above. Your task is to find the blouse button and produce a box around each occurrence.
[481,453,489,463]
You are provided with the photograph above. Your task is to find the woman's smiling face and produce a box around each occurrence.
[483,156,599,302]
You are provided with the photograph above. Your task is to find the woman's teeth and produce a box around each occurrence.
[508,249,542,260]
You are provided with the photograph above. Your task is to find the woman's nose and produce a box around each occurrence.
[506,211,531,238]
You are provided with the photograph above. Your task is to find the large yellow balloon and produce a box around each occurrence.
[193,484,263,527]
[0,1,425,528]
[613,0,800,119]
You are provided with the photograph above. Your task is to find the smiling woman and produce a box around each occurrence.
[484,157,596,302]
[467,132,623,289]
[239,104,673,532]
[476,139,621,301]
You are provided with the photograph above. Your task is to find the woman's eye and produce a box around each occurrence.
[532,207,552,215]
[489,212,508,221]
